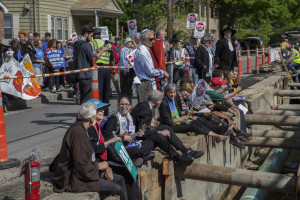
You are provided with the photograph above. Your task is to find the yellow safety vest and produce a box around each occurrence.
[280,42,289,50]
[292,49,300,64]
[89,39,111,65]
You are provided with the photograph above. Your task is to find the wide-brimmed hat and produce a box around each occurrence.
[221,26,236,36]
[87,99,110,110]
[125,37,132,44]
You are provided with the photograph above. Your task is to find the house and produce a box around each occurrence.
[1,0,123,44]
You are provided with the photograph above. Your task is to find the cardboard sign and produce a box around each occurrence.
[70,32,78,42]
[0,55,41,100]
[97,26,109,41]
[114,141,138,181]
[127,49,137,66]
[127,20,137,37]
[194,21,206,39]
[187,13,198,29]
[189,79,207,109]
[47,49,66,69]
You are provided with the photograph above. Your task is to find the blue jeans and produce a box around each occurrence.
[189,66,199,86]
[288,62,300,82]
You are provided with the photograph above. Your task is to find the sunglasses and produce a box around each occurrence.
[147,38,155,42]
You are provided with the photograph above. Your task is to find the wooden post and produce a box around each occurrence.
[167,0,173,41]
[163,159,176,200]
[206,0,210,34]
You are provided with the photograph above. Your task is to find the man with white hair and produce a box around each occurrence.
[54,102,128,199]
[119,37,135,96]
[134,29,169,103]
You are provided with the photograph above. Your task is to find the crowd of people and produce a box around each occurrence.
[1,24,254,199]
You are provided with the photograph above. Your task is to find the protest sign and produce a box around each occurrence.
[127,20,137,37]
[0,55,41,100]
[127,49,137,66]
[187,13,198,29]
[47,49,66,69]
[194,21,206,39]
[189,79,207,109]
[114,141,137,181]
[98,26,109,41]
[70,32,78,42]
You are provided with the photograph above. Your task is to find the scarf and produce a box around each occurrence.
[178,91,189,111]
[202,44,214,77]
[136,44,157,90]
[93,121,107,161]
[116,110,134,135]
[164,96,180,124]
[224,36,234,52]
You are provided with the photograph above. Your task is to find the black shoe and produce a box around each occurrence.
[229,137,246,149]
[187,148,204,159]
[143,152,156,162]
[236,130,252,137]
[176,154,194,166]
[224,125,234,136]
[133,158,144,168]
[238,136,250,142]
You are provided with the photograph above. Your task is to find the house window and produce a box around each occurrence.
[64,18,69,41]
[57,17,63,41]
[51,16,55,38]
[4,14,13,39]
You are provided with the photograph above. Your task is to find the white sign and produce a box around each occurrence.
[0,55,41,100]
[189,79,207,109]
[194,21,206,39]
[187,13,198,29]
[97,26,109,41]
[127,20,137,37]
[70,32,78,42]
[127,49,137,66]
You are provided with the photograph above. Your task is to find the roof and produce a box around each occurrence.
[0,1,8,13]
[71,0,123,18]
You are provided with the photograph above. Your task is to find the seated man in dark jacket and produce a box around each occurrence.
[130,90,204,165]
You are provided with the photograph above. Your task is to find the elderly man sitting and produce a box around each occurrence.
[134,29,169,103]
[53,102,128,200]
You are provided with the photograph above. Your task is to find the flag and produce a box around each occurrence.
[0,55,41,100]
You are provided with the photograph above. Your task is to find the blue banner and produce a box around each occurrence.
[47,49,66,69]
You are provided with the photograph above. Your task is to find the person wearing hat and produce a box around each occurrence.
[195,35,214,82]
[286,44,300,82]
[118,37,135,96]
[89,27,114,114]
[215,26,237,71]
[41,32,51,55]
[184,35,199,86]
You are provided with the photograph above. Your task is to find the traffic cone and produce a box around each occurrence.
[91,58,99,100]
[268,45,271,65]
[184,53,190,77]
[0,90,20,169]
[247,46,251,73]
[238,46,242,77]
[261,45,265,66]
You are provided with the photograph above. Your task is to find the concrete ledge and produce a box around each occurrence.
[43,192,119,200]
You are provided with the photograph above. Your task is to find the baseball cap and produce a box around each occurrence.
[87,99,110,110]
[94,27,102,35]
[125,37,132,44]
[211,77,226,87]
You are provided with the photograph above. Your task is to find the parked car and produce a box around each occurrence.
[240,37,263,50]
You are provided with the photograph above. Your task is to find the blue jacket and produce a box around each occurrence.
[41,40,48,55]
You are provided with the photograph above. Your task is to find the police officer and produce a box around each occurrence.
[90,28,115,115]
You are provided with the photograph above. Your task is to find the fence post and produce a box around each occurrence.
[247,46,251,73]
[268,45,271,65]
[0,84,20,169]
[256,45,259,70]
[262,45,265,66]
[184,53,190,77]
[91,58,99,100]
[238,46,242,77]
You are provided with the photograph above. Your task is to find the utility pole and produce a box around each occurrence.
[206,0,210,34]
[167,0,173,41]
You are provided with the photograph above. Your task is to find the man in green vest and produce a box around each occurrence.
[287,44,300,82]
[90,28,115,115]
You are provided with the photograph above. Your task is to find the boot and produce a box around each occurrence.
[187,148,204,159]
[229,137,246,149]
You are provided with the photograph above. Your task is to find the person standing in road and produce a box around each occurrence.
[134,29,169,103]
[281,37,290,60]
[210,34,217,56]
[184,35,199,85]
[171,40,188,85]
[89,27,115,115]
[215,27,237,71]
[41,32,51,55]
[287,44,300,82]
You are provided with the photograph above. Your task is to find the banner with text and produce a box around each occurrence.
[187,13,198,29]
[127,20,137,37]
[194,21,206,39]
[98,26,109,41]
[47,49,66,69]
[0,55,41,100]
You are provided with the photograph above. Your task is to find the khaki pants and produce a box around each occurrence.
[136,80,152,103]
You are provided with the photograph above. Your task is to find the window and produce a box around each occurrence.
[51,16,55,38]
[4,14,13,39]
[57,17,63,41]
[64,18,69,41]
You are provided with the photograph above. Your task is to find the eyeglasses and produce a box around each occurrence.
[119,103,131,107]
[147,38,155,42]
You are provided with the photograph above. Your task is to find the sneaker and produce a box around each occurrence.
[143,152,156,162]
[176,154,194,166]
[187,148,204,159]
[133,158,144,168]
[229,137,246,149]
[51,89,56,93]
[56,88,61,92]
